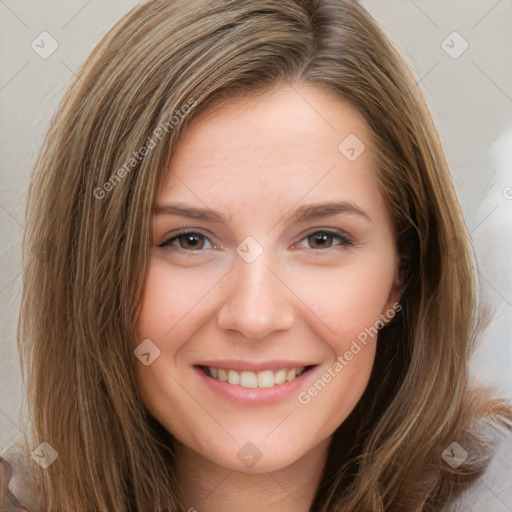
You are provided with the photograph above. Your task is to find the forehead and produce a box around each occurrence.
[158,84,382,214]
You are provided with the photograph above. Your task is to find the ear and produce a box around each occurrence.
[391,225,417,303]
[379,287,403,326]
[379,250,407,325]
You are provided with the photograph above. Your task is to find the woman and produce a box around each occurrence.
[3,0,510,510]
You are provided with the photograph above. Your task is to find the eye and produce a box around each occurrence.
[158,230,215,251]
[296,229,355,250]
[158,229,354,252]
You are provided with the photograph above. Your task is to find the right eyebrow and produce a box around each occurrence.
[153,203,230,223]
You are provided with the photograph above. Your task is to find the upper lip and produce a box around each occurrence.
[196,360,317,372]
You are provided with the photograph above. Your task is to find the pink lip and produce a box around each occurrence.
[193,364,319,406]
[196,360,315,372]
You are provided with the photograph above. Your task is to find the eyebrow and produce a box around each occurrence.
[285,200,371,223]
[153,200,371,224]
[153,203,230,223]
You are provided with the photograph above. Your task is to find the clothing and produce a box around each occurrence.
[2,420,511,511]
[1,451,32,511]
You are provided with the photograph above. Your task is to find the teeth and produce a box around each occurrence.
[257,370,274,388]
[274,369,287,385]
[240,371,258,388]
[228,370,240,385]
[205,366,307,388]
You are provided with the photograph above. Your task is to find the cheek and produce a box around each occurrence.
[134,264,193,407]
[290,253,397,352]
[135,259,224,346]
[274,253,394,425]
[133,260,228,419]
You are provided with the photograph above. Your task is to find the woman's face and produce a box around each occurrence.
[135,83,400,473]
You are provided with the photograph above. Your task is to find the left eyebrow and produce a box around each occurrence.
[284,200,372,224]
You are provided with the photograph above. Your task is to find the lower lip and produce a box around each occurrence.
[194,366,318,406]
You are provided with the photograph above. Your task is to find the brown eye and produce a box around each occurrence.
[308,232,335,249]
[158,231,213,251]
[178,233,205,250]
[306,231,354,249]
[297,230,355,251]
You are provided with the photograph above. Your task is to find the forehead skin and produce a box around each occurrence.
[158,83,386,237]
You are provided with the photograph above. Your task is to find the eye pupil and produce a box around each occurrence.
[181,233,203,249]
[310,232,332,248]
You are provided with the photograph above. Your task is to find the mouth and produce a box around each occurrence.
[198,364,316,389]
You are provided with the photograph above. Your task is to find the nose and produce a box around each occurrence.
[216,254,296,340]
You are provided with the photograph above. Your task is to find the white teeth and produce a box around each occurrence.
[228,370,240,385]
[257,370,275,388]
[286,368,296,382]
[205,366,307,388]
[274,369,287,385]
[240,371,258,388]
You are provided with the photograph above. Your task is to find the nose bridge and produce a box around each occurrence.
[216,250,295,339]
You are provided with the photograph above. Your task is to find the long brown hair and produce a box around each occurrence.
[18,0,510,510]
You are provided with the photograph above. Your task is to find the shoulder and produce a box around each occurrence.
[451,415,512,511]
[1,442,43,512]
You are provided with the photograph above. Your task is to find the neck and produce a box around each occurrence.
[175,437,331,512]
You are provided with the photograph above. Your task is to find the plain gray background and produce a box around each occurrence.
[1,0,511,490]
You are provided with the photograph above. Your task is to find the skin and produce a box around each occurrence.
[135,83,401,511]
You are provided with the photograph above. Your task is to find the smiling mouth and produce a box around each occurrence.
[199,365,315,389]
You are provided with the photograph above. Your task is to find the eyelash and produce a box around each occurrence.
[157,228,355,253]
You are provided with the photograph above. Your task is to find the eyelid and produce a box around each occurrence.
[293,227,355,249]
[157,229,218,251]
